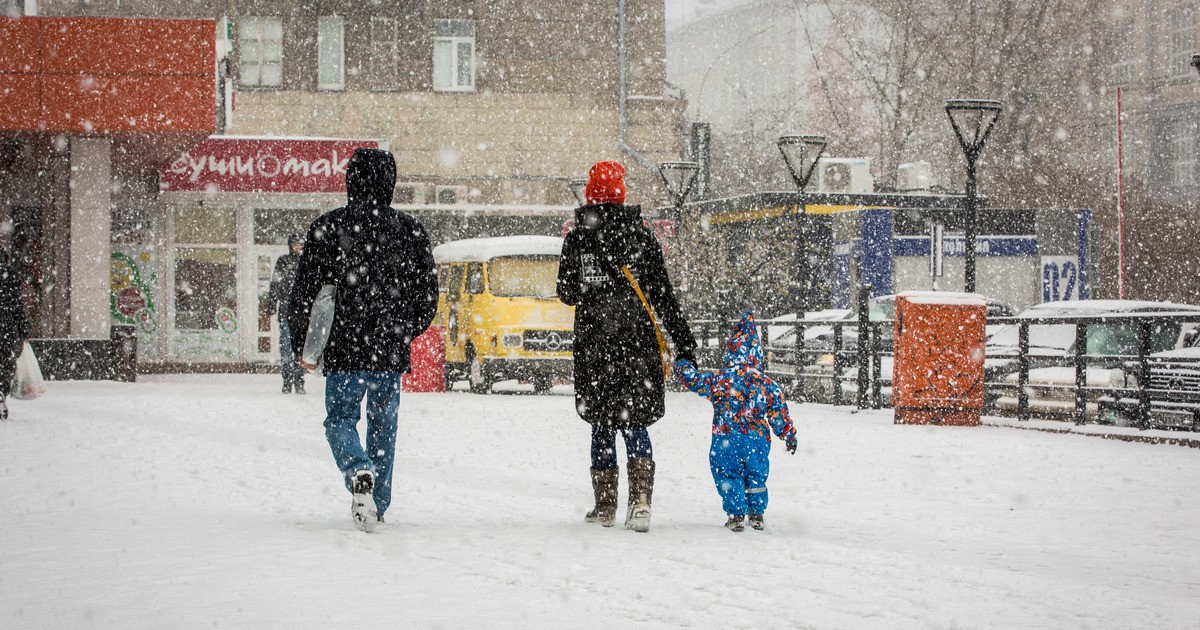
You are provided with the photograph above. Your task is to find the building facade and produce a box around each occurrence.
[1098,0,1200,304]
[0,15,215,354]
[44,0,687,214]
[20,1,689,366]
[1109,0,1200,193]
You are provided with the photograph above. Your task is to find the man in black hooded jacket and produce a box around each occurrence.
[288,147,437,533]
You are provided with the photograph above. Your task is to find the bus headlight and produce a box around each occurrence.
[502,333,523,348]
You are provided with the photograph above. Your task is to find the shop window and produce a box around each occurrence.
[318,16,345,91]
[253,208,321,245]
[370,17,399,91]
[239,17,283,87]
[435,185,467,205]
[175,248,237,330]
[175,207,236,244]
[433,19,475,92]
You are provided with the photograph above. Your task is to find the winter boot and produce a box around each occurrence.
[585,467,619,527]
[0,398,7,421]
[625,457,655,533]
[748,514,765,531]
[725,515,745,532]
[295,382,306,395]
[350,470,378,533]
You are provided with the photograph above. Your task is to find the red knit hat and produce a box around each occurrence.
[585,160,626,204]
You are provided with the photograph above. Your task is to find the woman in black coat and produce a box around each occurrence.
[557,160,696,533]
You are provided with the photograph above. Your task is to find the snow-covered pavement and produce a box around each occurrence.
[2,374,1199,629]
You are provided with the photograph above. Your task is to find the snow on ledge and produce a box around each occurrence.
[897,290,987,306]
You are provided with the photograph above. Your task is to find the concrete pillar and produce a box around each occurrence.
[69,138,111,338]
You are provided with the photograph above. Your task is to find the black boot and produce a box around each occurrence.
[625,457,654,533]
[585,467,619,527]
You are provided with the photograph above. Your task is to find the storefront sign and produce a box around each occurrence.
[160,137,381,193]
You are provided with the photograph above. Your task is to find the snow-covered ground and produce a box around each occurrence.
[2,374,1199,629]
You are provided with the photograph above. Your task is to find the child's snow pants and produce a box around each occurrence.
[709,432,771,516]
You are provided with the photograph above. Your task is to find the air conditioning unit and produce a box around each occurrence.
[814,157,873,193]
[897,161,933,193]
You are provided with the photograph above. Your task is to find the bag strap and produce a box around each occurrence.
[621,265,671,382]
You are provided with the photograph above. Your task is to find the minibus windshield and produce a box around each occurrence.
[489,256,559,298]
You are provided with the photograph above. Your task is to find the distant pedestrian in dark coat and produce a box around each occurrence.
[0,249,30,420]
[267,233,305,393]
[557,159,697,532]
[288,147,438,533]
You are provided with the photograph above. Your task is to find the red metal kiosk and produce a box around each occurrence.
[892,291,987,426]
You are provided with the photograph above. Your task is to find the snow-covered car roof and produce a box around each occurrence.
[1014,300,1200,317]
[1152,346,1200,360]
[433,235,564,263]
[987,300,1200,354]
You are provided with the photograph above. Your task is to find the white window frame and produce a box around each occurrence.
[370,17,400,91]
[238,17,283,88]
[317,15,345,91]
[435,185,468,205]
[433,19,476,93]
[1169,6,1195,79]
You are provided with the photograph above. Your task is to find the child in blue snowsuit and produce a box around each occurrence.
[675,312,797,532]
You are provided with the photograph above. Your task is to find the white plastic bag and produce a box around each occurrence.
[11,342,46,400]
[302,284,336,367]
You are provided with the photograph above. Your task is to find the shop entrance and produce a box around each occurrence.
[247,208,322,364]
[252,246,288,362]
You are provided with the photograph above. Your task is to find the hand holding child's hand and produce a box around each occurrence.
[785,437,797,455]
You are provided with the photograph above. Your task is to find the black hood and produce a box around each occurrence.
[574,202,641,231]
[346,148,396,207]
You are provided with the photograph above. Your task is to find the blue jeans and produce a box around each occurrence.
[710,433,771,517]
[278,316,304,386]
[590,424,652,469]
[324,371,402,516]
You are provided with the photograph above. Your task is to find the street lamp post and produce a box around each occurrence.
[658,160,699,315]
[945,99,1002,294]
[658,161,700,220]
[777,134,827,314]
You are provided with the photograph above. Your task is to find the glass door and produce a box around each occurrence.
[250,208,321,363]
[254,246,288,362]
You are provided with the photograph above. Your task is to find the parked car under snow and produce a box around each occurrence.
[988,300,1200,422]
